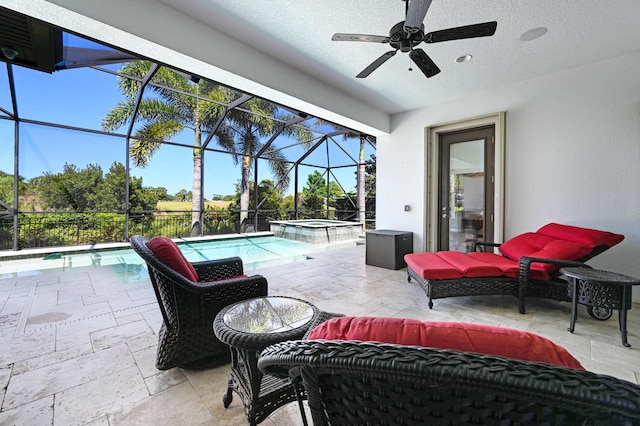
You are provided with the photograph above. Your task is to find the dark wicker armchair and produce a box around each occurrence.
[130,235,268,370]
[258,340,640,425]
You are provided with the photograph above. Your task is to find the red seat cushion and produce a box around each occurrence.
[147,237,198,282]
[435,252,503,278]
[499,232,592,273]
[308,316,584,370]
[405,253,463,280]
[466,252,519,278]
[536,223,624,248]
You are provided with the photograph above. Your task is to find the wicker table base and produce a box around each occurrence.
[214,296,335,425]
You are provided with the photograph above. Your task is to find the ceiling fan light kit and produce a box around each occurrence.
[332,0,497,79]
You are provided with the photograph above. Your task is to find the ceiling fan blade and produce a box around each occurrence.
[409,49,441,78]
[424,21,497,43]
[332,33,389,43]
[356,50,397,78]
[404,0,433,33]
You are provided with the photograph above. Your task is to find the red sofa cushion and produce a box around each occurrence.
[536,222,624,248]
[499,232,592,273]
[308,316,584,370]
[147,236,198,282]
[404,252,463,280]
[435,252,503,278]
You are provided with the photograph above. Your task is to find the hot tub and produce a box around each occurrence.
[270,219,363,244]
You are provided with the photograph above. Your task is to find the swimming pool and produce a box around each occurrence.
[0,235,347,281]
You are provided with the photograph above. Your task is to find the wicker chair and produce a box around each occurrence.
[130,235,268,370]
[258,339,640,426]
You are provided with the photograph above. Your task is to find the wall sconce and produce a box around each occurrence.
[1,46,19,61]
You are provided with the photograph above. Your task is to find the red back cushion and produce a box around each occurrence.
[147,237,198,282]
[499,232,592,272]
[536,223,624,248]
[307,316,584,370]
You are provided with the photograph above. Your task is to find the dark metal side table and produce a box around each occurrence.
[561,267,640,347]
[213,296,320,425]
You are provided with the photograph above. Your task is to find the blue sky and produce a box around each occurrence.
[0,49,374,198]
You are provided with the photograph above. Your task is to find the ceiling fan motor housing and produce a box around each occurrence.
[389,21,424,52]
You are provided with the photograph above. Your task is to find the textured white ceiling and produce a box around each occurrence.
[153,0,640,115]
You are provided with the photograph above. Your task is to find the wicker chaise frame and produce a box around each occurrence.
[408,241,613,314]
[258,340,640,425]
[130,236,268,370]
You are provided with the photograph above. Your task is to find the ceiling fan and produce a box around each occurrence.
[332,0,497,79]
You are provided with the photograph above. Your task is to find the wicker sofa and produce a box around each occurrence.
[405,223,624,314]
[258,317,640,425]
[130,235,268,370]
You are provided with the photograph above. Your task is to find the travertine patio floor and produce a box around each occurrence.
[1,243,639,425]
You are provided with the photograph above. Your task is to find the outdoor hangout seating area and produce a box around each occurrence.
[1,240,639,425]
[3,1,640,425]
[405,223,625,314]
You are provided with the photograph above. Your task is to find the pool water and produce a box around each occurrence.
[0,236,336,281]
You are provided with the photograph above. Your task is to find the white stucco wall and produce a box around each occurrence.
[378,51,640,300]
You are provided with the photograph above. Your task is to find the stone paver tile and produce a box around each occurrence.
[107,381,212,425]
[90,319,155,353]
[54,365,148,426]
[115,311,144,326]
[56,329,92,352]
[11,340,93,375]
[48,312,118,339]
[27,300,112,327]
[0,312,20,330]
[144,368,187,395]
[0,395,53,426]
[3,344,134,410]
[131,346,159,379]
[0,329,56,366]
[0,363,11,407]
[182,365,229,397]
[0,293,27,316]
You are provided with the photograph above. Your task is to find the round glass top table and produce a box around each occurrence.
[213,296,321,426]
[561,267,640,347]
[223,296,317,335]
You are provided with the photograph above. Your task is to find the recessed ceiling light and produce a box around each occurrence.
[520,27,548,42]
[456,54,472,63]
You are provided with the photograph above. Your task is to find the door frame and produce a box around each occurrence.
[425,112,506,252]
[438,126,495,251]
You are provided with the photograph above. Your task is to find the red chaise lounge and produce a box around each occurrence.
[405,223,624,314]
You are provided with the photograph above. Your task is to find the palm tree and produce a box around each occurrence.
[102,61,232,234]
[219,98,313,223]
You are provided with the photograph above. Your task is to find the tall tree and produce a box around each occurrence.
[93,162,158,212]
[218,99,313,223]
[303,170,342,204]
[33,163,103,211]
[0,170,26,207]
[102,61,231,235]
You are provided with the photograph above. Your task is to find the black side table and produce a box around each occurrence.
[561,267,640,347]
[213,296,321,425]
